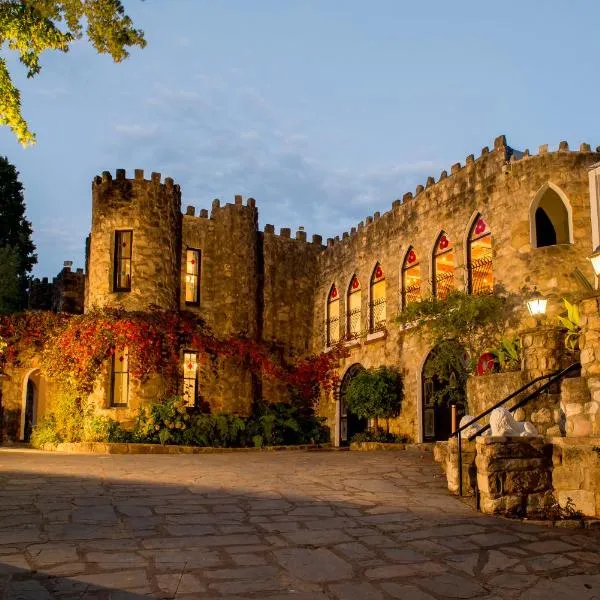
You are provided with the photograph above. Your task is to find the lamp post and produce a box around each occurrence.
[526,287,548,324]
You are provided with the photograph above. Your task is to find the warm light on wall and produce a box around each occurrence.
[526,287,547,322]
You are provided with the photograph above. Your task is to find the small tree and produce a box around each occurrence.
[0,157,36,310]
[345,366,402,431]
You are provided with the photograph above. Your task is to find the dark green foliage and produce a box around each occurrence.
[350,428,410,444]
[345,366,402,421]
[397,289,521,374]
[30,395,330,448]
[0,157,36,311]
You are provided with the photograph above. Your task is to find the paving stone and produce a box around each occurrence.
[3,450,600,600]
[330,581,384,599]
[419,573,487,598]
[380,583,438,600]
[524,540,579,553]
[274,548,353,582]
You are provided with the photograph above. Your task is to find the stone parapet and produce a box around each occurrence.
[551,437,600,517]
[476,436,553,516]
[434,439,477,496]
[520,326,566,378]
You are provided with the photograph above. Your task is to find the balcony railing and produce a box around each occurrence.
[434,272,454,300]
[346,307,362,340]
[469,255,493,295]
[369,297,386,332]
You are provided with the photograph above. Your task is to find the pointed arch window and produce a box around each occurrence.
[402,247,421,309]
[432,232,455,300]
[369,263,386,332]
[326,284,340,346]
[347,275,362,339]
[467,216,493,294]
[531,184,572,248]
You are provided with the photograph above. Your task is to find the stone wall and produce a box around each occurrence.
[434,439,477,496]
[87,170,182,311]
[552,437,600,517]
[476,436,553,516]
[313,138,599,442]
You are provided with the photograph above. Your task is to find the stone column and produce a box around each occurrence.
[475,436,553,516]
[576,295,600,436]
[520,326,565,379]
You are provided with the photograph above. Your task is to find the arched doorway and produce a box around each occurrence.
[20,369,40,442]
[23,378,36,442]
[339,363,367,445]
[421,344,467,442]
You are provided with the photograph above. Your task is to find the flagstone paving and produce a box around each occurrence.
[1,448,600,599]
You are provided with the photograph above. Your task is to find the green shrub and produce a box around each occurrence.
[345,367,402,425]
[30,416,61,448]
[245,403,329,447]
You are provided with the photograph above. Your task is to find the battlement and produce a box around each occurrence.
[263,223,324,247]
[92,168,181,193]
[321,135,600,251]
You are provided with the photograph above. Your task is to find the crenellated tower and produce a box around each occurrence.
[87,169,182,311]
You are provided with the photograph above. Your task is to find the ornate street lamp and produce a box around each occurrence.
[588,245,600,278]
[526,287,548,323]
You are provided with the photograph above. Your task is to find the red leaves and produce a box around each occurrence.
[2,307,346,405]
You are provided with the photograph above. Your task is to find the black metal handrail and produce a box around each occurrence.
[449,362,580,496]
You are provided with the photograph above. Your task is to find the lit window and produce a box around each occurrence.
[110,347,129,407]
[402,247,421,309]
[183,351,198,407]
[433,232,455,300]
[347,275,362,339]
[113,230,132,292]
[369,263,386,332]
[185,249,201,304]
[467,216,493,294]
[326,285,340,346]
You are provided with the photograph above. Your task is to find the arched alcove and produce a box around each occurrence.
[338,363,367,445]
[530,183,573,248]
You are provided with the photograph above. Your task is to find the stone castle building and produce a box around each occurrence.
[5,134,600,447]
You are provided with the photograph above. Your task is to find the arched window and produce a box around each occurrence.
[432,232,455,300]
[402,247,421,309]
[369,263,386,332]
[467,216,493,294]
[530,184,572,248]
[347,275,362,339]
[326,284,340,346]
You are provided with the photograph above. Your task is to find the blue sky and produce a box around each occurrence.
[2,0,600,276]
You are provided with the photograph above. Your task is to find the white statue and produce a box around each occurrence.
[489,406,539,437]
[459,415,483,438]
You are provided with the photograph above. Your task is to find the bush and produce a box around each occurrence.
[29,394,330,449]
[245,403,329,447]
[345,367,402,424]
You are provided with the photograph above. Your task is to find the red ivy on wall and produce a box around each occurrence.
[0,308,348,403]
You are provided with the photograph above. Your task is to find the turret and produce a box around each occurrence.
[87,169,181,311]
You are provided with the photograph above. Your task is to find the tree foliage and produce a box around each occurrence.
[0,0,146,145]
[397,289,521,373]
[345,366,402,421]
[0,156,36,310]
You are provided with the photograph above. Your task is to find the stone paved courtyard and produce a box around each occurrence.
[1,449,600,599]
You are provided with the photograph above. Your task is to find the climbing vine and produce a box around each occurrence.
[0,308,348,402]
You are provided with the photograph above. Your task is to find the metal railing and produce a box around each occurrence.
[449,362,580,496]
[346,307,362,340]
[369,298,386,332]
[434,272,454,300]
[469,255,493,295]
[325,315,341,346]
